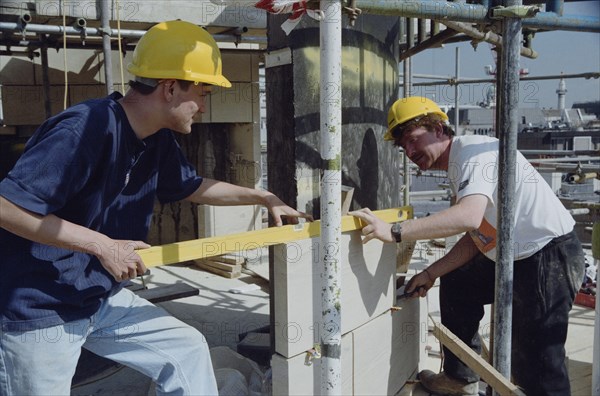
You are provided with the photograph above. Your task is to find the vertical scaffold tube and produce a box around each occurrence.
[100,0,114,94]
[454,47,460,135]
[493,0,522,391]
[402,18,414,206]
[320,1,343,394]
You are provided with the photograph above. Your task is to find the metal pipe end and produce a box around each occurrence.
[19,13,32,26]
[74,18,87,29]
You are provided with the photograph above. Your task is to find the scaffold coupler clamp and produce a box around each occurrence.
[343,0,362,27]
[304,344,322,366]
[490,5,541,19]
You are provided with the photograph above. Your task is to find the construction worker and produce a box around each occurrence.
[0,20,311,395]
[351,96,585,395]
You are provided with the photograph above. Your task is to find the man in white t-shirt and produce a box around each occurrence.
[351,97,585,396]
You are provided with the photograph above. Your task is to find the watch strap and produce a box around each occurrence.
[391,222,402,243]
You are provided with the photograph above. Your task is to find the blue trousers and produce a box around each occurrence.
[0,288,218,395]
[440,230,585,396]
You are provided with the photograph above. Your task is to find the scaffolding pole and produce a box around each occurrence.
[493,0,522,389]
[39,34,52,119]
[403,17,414,206]
[319,1,343,393]
[454,47,460,135]
[100,0,114,94]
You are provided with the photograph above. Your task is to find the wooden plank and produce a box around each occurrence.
[567,359,592,396]
[193,261,241,279]
[432,321,526,396]
[273,230,397,358]
[138,207,411,268]
[215,254,245,265]
[194,259,241,273]
[352,300,421,395]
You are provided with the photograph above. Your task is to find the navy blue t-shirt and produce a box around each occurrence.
[0,92,203,331]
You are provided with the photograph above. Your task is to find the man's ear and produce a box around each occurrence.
[162,80,177,101]
[434,122,444,136]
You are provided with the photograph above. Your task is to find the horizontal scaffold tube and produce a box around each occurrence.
[353,0,600,32]
[441,20,538,58]
[0,22,266,44]
[354,0,488,23]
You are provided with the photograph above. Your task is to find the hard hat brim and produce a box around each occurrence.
[127,64,232,88]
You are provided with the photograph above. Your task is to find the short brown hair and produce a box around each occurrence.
[128,79,194,95]
[391,114,454,147]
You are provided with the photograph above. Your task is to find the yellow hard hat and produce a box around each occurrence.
[384,96,448,141]
[128,20,231,88]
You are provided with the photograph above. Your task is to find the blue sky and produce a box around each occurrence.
[410,1,600,109]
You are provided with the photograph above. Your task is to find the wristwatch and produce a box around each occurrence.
[391,222,403,243]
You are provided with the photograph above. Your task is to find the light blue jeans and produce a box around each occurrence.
[0,288,218,395]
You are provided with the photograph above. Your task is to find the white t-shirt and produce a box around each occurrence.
[447,135,575,261]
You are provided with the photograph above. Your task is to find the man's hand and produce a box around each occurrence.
[263,194,314,226]
[94,239,150,282]
[186,179,313,227]
[349,208,395,244]
[404,268,436,298]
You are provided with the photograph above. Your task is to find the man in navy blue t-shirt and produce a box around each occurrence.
[0,21,311,395]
